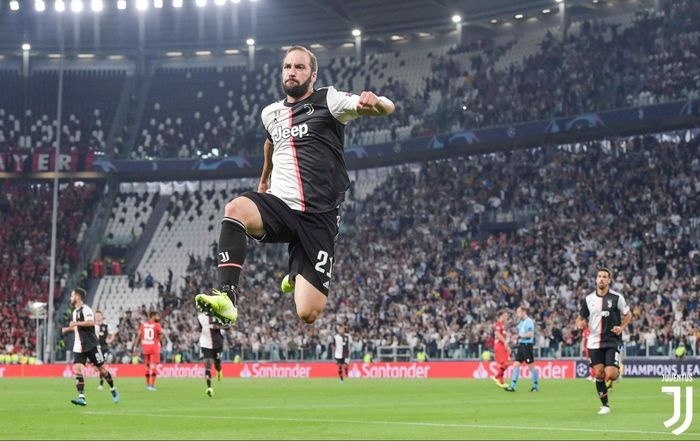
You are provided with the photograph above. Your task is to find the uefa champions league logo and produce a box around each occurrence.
[662,374,693,435]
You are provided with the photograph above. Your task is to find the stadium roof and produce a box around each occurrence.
[0,0,588,53]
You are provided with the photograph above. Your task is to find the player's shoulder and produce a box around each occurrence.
[584,291,597,301]
[609,289,626,301]
[261,99,286,119]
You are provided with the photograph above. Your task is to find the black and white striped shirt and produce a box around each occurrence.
[72,304,98,354]
[261,87,361,213]
[198,313,224,351]
[580,290,630,350]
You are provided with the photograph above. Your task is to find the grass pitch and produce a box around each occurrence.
[0,377,697,439]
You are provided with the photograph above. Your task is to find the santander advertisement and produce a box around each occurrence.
[0,361,574,379]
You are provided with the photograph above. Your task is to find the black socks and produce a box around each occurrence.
[217,218,247,288]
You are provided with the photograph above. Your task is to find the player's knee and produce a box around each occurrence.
[224,198,251,223]
[297,307,320,324]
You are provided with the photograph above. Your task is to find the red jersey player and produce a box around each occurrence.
[131,311,164,391]
[491,309,510,389]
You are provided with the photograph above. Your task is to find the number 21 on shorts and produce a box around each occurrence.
[315,250,334,278]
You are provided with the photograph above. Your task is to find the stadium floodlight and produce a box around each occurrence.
[10,1,19,11]
[215,0,225,5]
[554,0,563,2]
[490,18,498,24]
[136,0,148,10]
[35,1,46,12]
[166,51,183,56]
[48,53,62,58]
[70,0,83,12]
[195,50,211,56]
[90,0,102,12]
[451,14,461,23]
[173,0,183,7]
[231,0,240,3]
[117,0,127,10]
[351,29,361,37]
[55,0,66,12]
[22,43,31,51]
[224,49,239,54]
[541,8,551,14]
[154,0,163,8]
[246,38,255,46]
[195,0,207,7]
[514,13,524,19]
[77,53,95,58]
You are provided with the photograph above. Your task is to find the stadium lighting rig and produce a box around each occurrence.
[12,0,263,12]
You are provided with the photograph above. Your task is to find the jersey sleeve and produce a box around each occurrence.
[579,297,590,319]
[326,86,361,124]
[617,294,630,315]
[83,306,95,322]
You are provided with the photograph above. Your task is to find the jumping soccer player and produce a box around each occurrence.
[576,267,631,415]
[95,310,116,390]
[506,306,539,392]
[198,312,225,397]
[195,45,395,326]
[61,288,119,406]
[132,311,164,391]
[491,309,510,389]
[333,325,351,383]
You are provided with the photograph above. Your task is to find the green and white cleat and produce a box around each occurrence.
[206,387,214,397]
[195,288,238,325]
[280,274,294,294]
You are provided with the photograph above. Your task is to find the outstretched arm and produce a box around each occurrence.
[356,91,395,117]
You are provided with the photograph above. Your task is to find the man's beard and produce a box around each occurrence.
[283,76,312,98]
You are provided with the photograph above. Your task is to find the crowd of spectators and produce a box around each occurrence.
[104,131,699,362]
[0,182,101,357]
[128,1,700,160]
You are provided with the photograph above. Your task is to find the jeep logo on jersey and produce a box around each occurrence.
[271,123,309,142]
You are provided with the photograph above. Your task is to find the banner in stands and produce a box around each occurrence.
[0,149,95,173]
[0,361,575,379]
[575,358,700,378]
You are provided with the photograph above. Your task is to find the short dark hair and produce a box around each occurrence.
[95,310,103,315]
[284,46,317,74]
[597,267,613,279]
[497,309,508,318]
[72,288,87,300]
[149,310,159,318]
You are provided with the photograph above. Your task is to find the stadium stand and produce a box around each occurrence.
[0,69,126,154]
[0,182,101,357]
[97,131,700,362]
[127,1,700,161]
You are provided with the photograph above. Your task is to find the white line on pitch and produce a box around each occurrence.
[84,411,697,437]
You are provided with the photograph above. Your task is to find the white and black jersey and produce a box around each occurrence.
[580,290,630,350]
[72,304,98,353]
[198,313,224,351]
[261,86,362,213]
[334,333,351,360]
[96,323,111,349]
